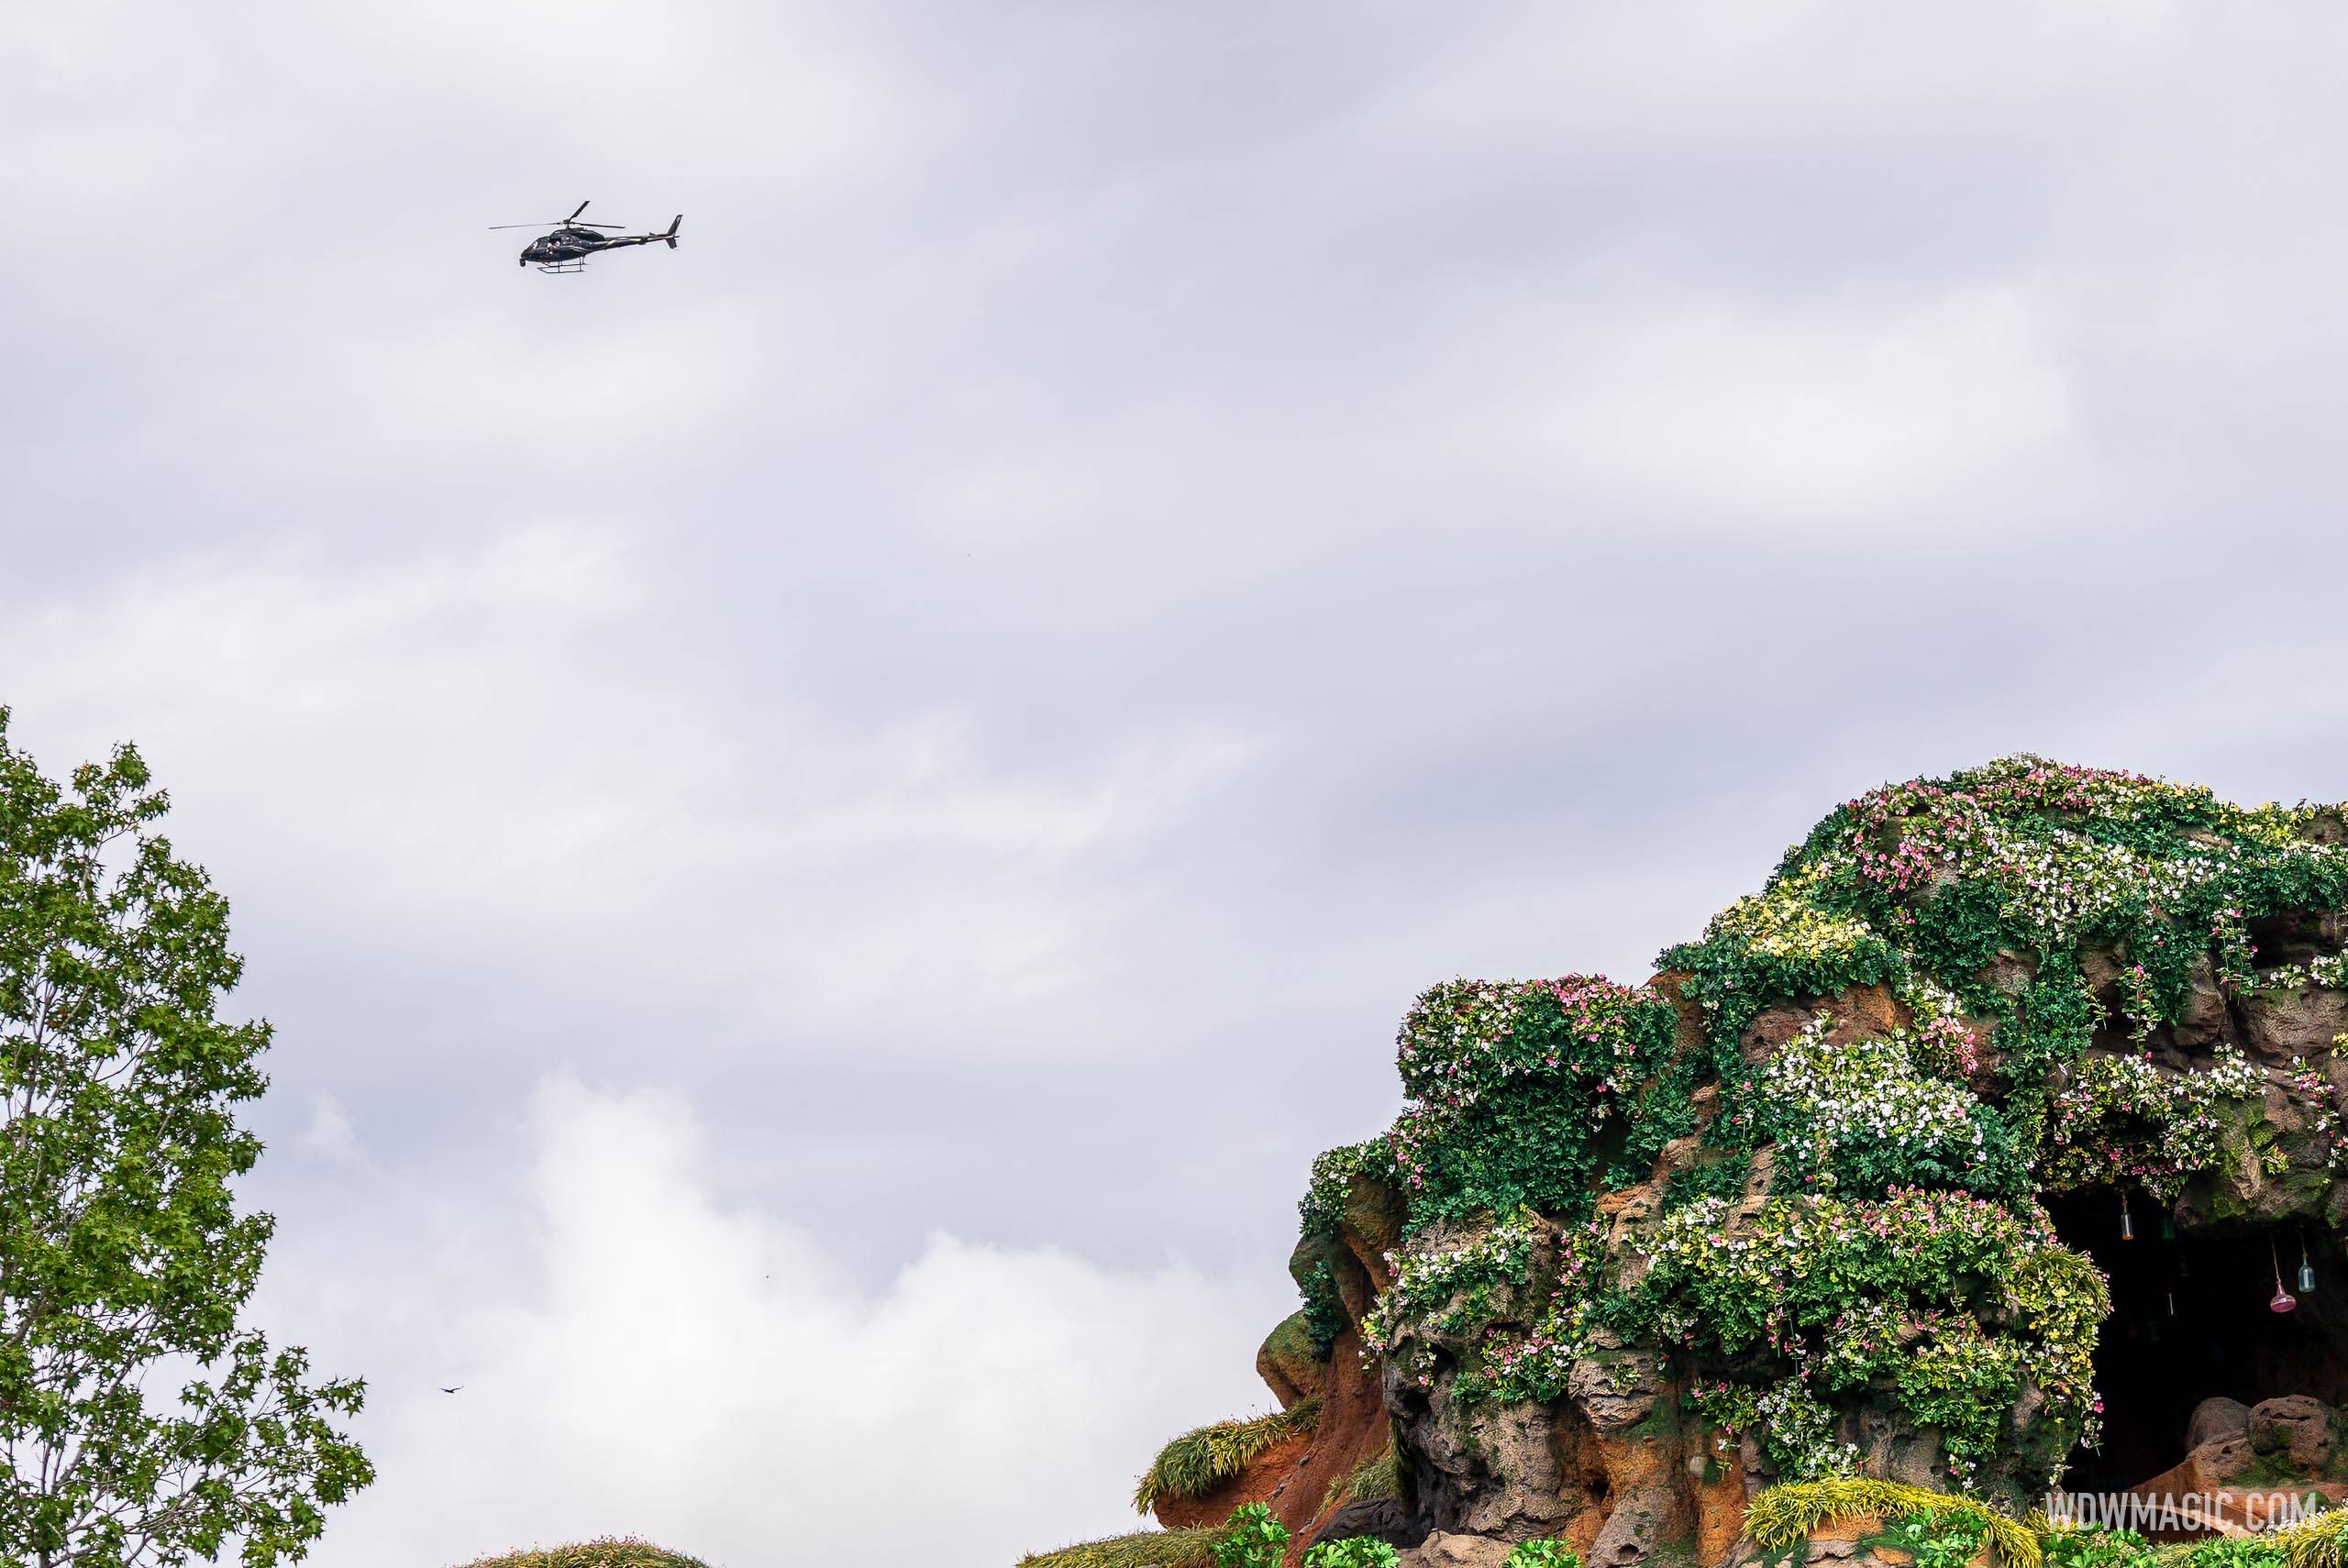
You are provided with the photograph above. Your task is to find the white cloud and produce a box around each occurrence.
[1434,284,2080,521]
[1596,291,2075,513]
[294,1075,1284,1568]
[352,318,753,448]
[1,533,1268,1048]
[301,1094,362,1165]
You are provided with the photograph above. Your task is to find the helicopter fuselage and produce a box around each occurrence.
[519,226,629,267]
[500,203,680,272]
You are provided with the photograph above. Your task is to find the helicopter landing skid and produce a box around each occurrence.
[534,261,589,274]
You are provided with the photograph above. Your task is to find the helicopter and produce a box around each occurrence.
[493,201,681,273]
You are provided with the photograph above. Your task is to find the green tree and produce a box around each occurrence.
[0,713,371,1568]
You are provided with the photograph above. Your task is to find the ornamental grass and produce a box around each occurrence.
[1016,1526,1222,1567]
[450,1540,714,1568]
[1133,1396,1322,1512]
[1743,1478,2039,1568]
[2275,1503,2348,1568]
[1323,1441,1402,1514]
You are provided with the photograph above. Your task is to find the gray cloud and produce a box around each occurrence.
[11,1,2348,1560]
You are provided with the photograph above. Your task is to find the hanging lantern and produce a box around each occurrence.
[2160,1213,2177,1242]
[2167,1288,2178,1318]
[2299,1235,2319,1295]
[2272,1237,2299,1314]
[2120,1191,2135,1241]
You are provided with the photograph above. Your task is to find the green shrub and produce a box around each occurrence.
[1663,1154,1752,1209]
[1300,1260,1348,1358]
[1743,1017,2026,1198]
[1213,1504,1289,1568]
[1869,1513,1992,1568]
[1134,1398,1321,1512]
[1302,1539,1400,1568]
[1504,1542,1584,1568]
[2180,1540,2285,1568]
[1380,977,1681,1231]
[2041,1525,2155,1568]
[1632,1189,2104,1482]
[1300,1141,1396,1239]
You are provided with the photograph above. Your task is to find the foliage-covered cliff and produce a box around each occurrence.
[1028,759,2348,1568]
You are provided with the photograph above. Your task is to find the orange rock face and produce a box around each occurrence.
[1153,1325,1392,1564]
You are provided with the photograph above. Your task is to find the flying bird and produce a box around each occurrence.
[439,1386,462,1394]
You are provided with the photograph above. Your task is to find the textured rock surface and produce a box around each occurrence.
[1401,1532,1518,1568]
[1305,1498,1427,1554]
[1257,1311,1322,1410]
[1687,1431,1759,1567]
[1738,984,1908,1066]
[2250,1395,2334,1471]
[2186,1397,2252,1451]
[2186,1433,2254,1489]
[2239,986,2348,1063]
[1394,1375,1580,1539]
[1795,1515,1989,1568]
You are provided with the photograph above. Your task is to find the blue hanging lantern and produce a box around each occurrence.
[2160,1213,2177,1242]
[2299,1236,2319,1295]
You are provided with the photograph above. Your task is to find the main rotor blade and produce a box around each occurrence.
[567,200,591,222]
[489,223,558,229]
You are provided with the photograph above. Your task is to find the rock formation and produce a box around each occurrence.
[1028,759,2348,1568]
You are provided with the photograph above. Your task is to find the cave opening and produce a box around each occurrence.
[2044,1188,2348,1495]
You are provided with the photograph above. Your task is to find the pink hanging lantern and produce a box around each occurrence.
[2272,1237,2299,1314]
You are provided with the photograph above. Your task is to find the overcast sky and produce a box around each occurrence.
[9,3,2348,1564]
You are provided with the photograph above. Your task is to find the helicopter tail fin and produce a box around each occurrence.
[664,215,681,249]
